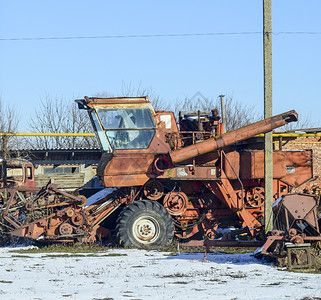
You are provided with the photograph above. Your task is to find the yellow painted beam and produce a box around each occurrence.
[256,133,321,137]
[274,141,321,144]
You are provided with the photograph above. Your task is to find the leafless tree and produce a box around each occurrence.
[121,82,171,111]
[223,97,261,131]
[0,99,20,157]
[280,111,316,131]
[95,87,260,131]
[28,97,97,149]
[93,91,115,98]
[95,82,171,111]
[174,94,260,131]
[173,93,216,113]
[28,85,168,149]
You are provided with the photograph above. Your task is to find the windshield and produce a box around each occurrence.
[98,108,155,129]
[97,108,156,150]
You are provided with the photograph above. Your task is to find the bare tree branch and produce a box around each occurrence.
[222,97,261,131]
[173,94,260,131]
[0,99,20,156]
[27,96,97,149]
[95,82,171,111]
[280,111,315,131]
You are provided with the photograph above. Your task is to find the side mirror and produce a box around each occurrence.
[75,99,89,110]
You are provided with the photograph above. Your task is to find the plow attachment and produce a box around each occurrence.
[255,194,321,270]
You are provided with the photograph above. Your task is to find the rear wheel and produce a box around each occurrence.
[115,200,174,247]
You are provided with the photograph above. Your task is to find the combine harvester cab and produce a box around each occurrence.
[0,159,37,191]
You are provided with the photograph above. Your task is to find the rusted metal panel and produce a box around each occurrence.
[240,150,286,179]
[158,166,218,180]
[282,151,313,187]
[84,96,151,106]
[104,154,155,175]
[223,150,286,180]
[272,193,320,237]
[95,129,170,187]
[282,166,314,187]
[285,150,312,166]
[223,151,240,179]
[155,111,179,133]
[223,150,313,184]
[194,151,220,166]
[101,154,155,187]
[280,194,319,229]
[102,174,151,188]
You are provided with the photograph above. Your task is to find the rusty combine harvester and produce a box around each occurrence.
[0,96,320,265]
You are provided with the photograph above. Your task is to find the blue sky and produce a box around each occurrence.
[0,1,320,131]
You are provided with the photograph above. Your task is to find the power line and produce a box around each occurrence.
[0,32,261,41]
[273,31,321,35]
[0,31,320,42]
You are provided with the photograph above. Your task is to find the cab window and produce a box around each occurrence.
[97,108,155,150]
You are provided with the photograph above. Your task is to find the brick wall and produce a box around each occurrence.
[275,136,321,192]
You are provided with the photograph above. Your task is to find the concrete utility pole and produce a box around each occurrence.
[263,0,273,233]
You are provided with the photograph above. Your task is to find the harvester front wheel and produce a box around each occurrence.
[116,200,174,247]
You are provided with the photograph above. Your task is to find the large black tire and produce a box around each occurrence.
[115,200,174,247]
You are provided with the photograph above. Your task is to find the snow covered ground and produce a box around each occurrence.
[0,246,320,300]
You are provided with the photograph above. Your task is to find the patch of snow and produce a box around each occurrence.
[85,188,117,206]
[272,196,283,208]
[253,246,263,256]
[0,247,320,299]
[216,228,233,235]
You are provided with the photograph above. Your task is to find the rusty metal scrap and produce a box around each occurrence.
[256,194,321,269]
[0,183,134,243]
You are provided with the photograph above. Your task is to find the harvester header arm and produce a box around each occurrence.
[169,110,298,164]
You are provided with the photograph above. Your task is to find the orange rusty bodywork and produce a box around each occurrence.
[155,111,179,134]
[96,126,171,188]
[0,159,36,190]
[223,149,313,185]
[282,150,313,187]
[224,150,286,179]
[83,96,151,107]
